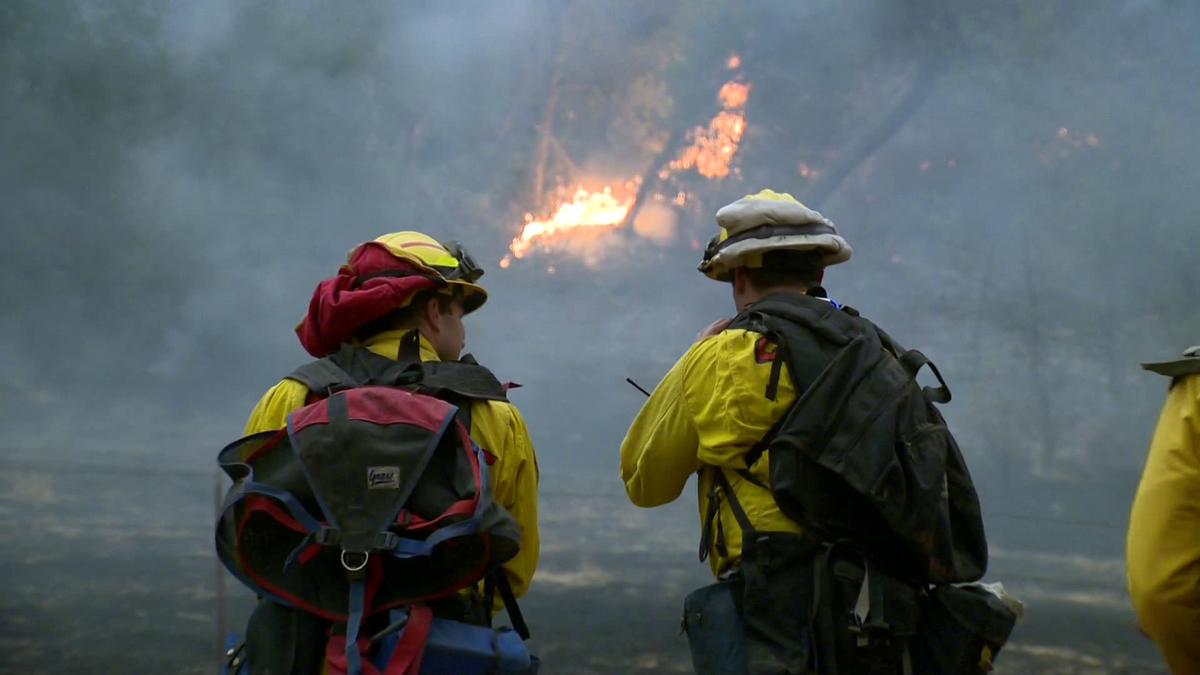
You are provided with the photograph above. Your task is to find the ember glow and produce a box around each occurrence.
[1039,126,1103,165]
[1056,127,1100,148]
[506,185,637,261]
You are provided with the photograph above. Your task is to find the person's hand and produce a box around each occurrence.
[695,317,733,343]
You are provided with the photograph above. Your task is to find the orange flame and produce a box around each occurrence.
[718,81,750,109]
[663,77,750,180]
[667,110,747,179]
[507,186,636,260]
[505,57,752,267]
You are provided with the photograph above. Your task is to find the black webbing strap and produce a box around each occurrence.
[699,481,729,562]
[809,544,840,675]
[483,571,530,640]
[712,468,756,535]
[738,411,788,488]
[285,357,356,397]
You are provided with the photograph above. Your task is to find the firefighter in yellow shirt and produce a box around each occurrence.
[620,190,1011,675]
[1127,346,1200,675]
[620,189,854,675]
[237,231,539,675]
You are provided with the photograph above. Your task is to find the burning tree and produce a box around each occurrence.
[504,52,753,269]
[487,0,961,275]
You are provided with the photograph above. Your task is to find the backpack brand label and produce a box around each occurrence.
[367,466,401,489]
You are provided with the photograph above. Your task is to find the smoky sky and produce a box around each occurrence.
[2,0,1198,491]
[4,6,1199,673]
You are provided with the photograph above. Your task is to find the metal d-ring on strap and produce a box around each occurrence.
[341,550,370,572]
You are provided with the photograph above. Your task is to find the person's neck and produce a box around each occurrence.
[739,284,810,312]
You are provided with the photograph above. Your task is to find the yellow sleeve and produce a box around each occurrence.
[243,379,311,435]
[689,330,796,470]
[620,343,704,507]
[484,402,540,602]
[1126,374,1200,674]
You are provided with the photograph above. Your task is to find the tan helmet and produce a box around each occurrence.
[697,189,852,282]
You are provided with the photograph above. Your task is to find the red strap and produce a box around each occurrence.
[241,430,286,464]
[239,497,324,565]
[324,636,381,675]
[382,605,432,675]
[324,605,432,675]
[242,496,307,535]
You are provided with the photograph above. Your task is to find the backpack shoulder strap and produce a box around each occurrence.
[742,290,865,339]
[284,341,425,396]
[420,357,510,403]
[377,329,511,403]
[287,332,511,430]
[483,571,531,640]
[729,292,830,399]
[856,317,952,404]
[285,355,356,395]
[418,353,511,438]
[730,290,866,470]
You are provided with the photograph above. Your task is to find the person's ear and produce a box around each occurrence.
[422,296,443,332]
[732,268,747,295]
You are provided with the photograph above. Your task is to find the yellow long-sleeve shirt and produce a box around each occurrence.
[244,330,540,605]
[620,327,804,578]
[1127,372,1200,674]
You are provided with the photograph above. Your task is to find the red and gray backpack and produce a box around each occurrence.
[215,332,528,675]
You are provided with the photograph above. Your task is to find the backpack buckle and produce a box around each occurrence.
[314,526,341,546]
[374,531,400,550]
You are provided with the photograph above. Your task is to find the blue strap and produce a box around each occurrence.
[346,578,366,675]
[283,532,315,571]
[389,442,491,559]
[241,480,324,534]
[371,608,409,669]
[389,513,482,558]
